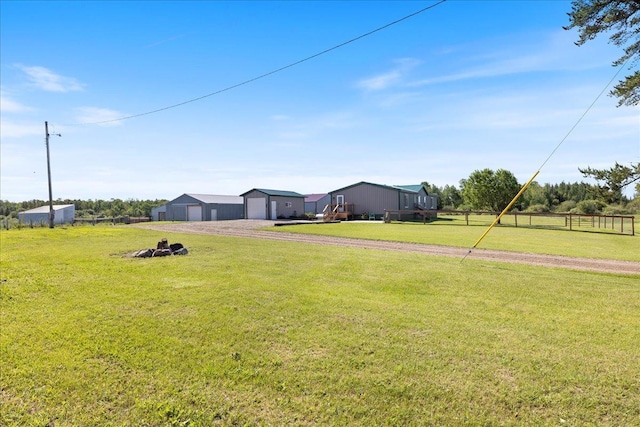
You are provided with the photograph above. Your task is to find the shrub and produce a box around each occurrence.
[555,200,577,212]
[571,200,606,215]
[602,204,629,215]
[624,198,640,214]
[525,204,549,213]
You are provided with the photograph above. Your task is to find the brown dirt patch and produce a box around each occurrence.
[135,220,639,275]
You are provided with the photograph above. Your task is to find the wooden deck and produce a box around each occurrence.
[323,203,355,222]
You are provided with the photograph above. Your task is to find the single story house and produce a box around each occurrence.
[327,181,438,220]
[18,204,75,225]
[159,193,244,221]
[304,193,331,215]
[241,188,305,220]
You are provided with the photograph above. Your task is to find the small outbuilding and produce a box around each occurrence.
[241,188,305,220]
[160,193,244,221]
[18,204,76,225]
[304,193,330,215]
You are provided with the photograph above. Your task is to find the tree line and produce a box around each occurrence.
[423,163,640,215]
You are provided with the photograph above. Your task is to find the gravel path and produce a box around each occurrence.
[136,220,640,275]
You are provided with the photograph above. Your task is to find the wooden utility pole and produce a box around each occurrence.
[45,121,57,228]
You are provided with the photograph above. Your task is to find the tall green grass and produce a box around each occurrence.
[1,226,638,426]
[270,216,640,261]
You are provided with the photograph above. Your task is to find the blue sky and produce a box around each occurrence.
[1,1,638,202]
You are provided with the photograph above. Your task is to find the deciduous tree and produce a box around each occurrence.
[460,169,521,212]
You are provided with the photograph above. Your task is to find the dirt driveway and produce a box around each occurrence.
[136,220,639,275]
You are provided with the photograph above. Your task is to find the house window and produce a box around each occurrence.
[285,202,292,208]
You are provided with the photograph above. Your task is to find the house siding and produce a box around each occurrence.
[271,196,304,219]
[327,182,438,220]
[330,183,402,217]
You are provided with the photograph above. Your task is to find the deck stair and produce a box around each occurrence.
[322,203,354,222]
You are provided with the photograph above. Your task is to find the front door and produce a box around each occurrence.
[271,201,277,219]
[336,195,345,212]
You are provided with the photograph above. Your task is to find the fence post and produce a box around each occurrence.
[569,214,572,231]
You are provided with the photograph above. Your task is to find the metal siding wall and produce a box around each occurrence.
[20,213,49,225]
[168,205,188,221]
[271,196,304,218]
[366,185,398,215]
[318,194,331,213]
[61,206,73,223]
[216,204,244,220]
[332,184,400,216]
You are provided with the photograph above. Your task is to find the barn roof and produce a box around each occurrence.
[304,193,328,202]
[185,194,243,204]
[19,204,74,214]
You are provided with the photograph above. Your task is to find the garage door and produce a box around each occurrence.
[247,198,266,219]
[187,205,202,221]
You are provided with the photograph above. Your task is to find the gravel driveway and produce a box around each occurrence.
[136,220,640,275]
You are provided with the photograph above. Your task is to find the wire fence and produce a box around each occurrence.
[434,210,635,236]
[3,216,152,229]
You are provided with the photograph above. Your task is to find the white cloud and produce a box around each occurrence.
[0,94,33,113]
[17,65,85,92]
[409,30,612,87]
[0,120,42,138]
[74,107,125,126]
[358,70,403,91]
[356,58,421,91]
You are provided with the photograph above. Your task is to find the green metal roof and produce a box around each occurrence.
[394,185,424,193]
[241,188,305,198]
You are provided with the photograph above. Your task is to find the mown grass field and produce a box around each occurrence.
[1,224,639,426]
[270,214,640,262]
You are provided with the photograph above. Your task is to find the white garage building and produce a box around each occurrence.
[18,204,76,225]
[241,188,305,220]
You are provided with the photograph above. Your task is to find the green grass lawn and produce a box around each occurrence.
[1,225,639,426]
[269,215,640,262]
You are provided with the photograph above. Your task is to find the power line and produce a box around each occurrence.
[71,0,447,126]
[462,57,631,260]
